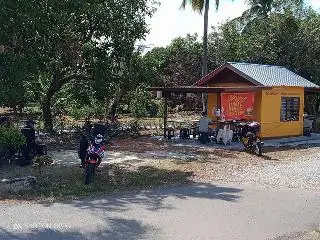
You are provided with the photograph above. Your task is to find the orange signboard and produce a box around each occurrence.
[221,93,255,120]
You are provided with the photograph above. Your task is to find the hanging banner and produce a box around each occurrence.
[221,92,255,121]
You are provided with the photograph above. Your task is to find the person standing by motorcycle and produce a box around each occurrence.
[78,132,89,168]
[79,117,107,167]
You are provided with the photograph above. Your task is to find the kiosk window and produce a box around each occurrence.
[280,97,300,121]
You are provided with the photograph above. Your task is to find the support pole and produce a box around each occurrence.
[217,92,221,109]
[217,92,221,130]
[163,94,168,139]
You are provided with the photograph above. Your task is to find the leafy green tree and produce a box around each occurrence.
[130,85,152,118]
[0,55,29,112]
[180,0,223,76]
[0,0,154,133]
[142,35,205,110]
[243,0,274,19]
[238,0,304,28]
[144,34,205,87]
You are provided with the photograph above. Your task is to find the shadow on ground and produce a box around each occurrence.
[42,182,243,213]
[0,217,152,240]
[0,182,243,239]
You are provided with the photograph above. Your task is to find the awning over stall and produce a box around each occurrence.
[148,86,272,139]
[148,86,271,93]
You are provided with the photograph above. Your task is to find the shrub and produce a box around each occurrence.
[0,127,26,165]
[33,155,54,173]
[147,101,158,117]
[0,127,26,151]
[154,99,165,117]
[146,99,164,117]
[130,86,151,118]
[69,105,93,121]
[128,118,141,136]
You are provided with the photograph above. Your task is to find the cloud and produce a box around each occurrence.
[309,0,320,9]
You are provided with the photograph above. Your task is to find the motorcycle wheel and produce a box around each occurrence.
[85,163,96,184]
[254,142,262,156]
[240,137,249,150]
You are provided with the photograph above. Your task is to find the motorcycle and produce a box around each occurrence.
[84,138,106,184]
[237,121,263,156]
[303,114,314,137]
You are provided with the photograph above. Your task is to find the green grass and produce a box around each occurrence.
[0,164,193,202]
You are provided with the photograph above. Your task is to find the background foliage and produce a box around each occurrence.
[1,0,320,130]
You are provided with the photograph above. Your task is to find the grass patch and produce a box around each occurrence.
[0,164,194,202]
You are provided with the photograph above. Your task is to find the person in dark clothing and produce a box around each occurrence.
[79,121,106,168]
[78,133,89,168]
[25,120,36,135]
[0,116,13,127]
[20,120,36,166]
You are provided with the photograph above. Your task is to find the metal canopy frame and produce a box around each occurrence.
[305,87,320,94]
[148,86,271,93]
[148,86,272,139]
[149,86,320,139]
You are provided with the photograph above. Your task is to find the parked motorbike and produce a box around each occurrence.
[303,114,314,137]
[84,151,99,184]
[84,136,106,184]
[237,121,263,156]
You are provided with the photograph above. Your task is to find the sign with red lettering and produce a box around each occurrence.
[221,93,255,120]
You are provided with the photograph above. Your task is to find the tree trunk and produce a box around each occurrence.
[107,86,122,117]
[109,101,118,118]
[41,74,63,134]
[18,105,23,114]
[202,0,210,113]
[202,0,209,77]
[41,73,88,133]
[42,94,54,133]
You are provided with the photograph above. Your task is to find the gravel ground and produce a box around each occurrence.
[273,229,320,240]
[1,137,320,191]
[58,138,320,190]
[141,142,320,190]
[231,151,320,189]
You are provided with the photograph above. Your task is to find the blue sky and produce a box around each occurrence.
[141,0,320,48]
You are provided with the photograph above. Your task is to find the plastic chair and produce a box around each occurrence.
[165,127,175,140]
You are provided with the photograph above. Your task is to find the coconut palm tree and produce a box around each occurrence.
[181,0,222,112]
[181,0,220,78]
[244,0,273,19]
[242,0,304,21]
[232,0,304,35]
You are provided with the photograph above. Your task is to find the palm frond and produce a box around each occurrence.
[180,0,188,9]
[192,0,204,13]
[180,0,233,13]
[215,0,220,10]
[180,0,204,13]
